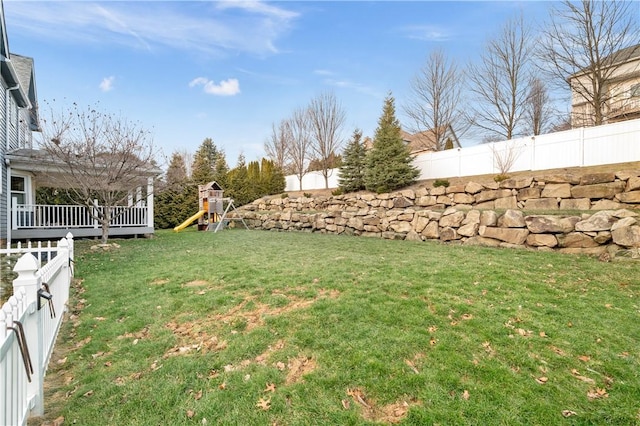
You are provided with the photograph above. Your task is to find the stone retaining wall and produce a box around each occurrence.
[236,170,640,257]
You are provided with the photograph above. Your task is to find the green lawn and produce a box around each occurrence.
[36,228,640,425]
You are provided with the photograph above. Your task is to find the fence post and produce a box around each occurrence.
[12,253,44,416]
[66,232,74,277]
[57,237,71,308]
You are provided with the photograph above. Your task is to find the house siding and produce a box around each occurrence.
[0,78,7,242]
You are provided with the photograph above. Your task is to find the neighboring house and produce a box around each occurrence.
[570,44,640,127]
[401,125,461,154]
[0,1,159,245]
[363,125,461,154]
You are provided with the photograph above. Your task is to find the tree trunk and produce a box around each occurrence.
[101,207,110,244]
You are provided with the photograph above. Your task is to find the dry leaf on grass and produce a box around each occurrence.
[571,369,595,384]
[341,399,350,409]
[405,359,419,374]
[587,388,608,400]
[562,410,577,417]
[256,397,271,410]
[535,376,548,384]
[186,410,195,418]
[578,355,590,362]
[462,390,470,400]
[194,389,203,400]
[264,383,276,393]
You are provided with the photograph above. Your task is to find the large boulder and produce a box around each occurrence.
[571,181,625,199]
[557,232,599,248]
[524,198,559,210]
[541,183,571,198]
[478,226,529,245]
[526,234,558,247]
[580,172,616,185]
[439,210,466,228]
[611,225,640,247]
[574,211,616,232]
[498,209,526,228]
[525,215,574,233]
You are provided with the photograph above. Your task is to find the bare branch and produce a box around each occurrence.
[468,14,533,140]
[537,0,640,126]
[404,48,464,151]
[39,101,158,243]
[307,91,346,188]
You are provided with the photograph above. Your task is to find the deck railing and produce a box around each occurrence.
[12,203,148,230]
[0,235,73,425]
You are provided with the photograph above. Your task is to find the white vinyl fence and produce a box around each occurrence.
[0,234,74,425]
[285,118,640,191]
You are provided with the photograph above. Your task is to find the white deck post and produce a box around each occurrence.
[147,177,154,228]
[12,253,44,416]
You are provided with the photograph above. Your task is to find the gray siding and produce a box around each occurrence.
[0,78,7,242]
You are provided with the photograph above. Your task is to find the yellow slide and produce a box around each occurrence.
[174,210,206,232]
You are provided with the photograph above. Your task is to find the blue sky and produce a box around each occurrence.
[4,0,554,170]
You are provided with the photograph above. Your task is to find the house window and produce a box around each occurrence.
[11,175,26,205]
[631,83,640,98]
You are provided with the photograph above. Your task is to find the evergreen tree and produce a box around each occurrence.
[444,137,454,150]
[364,94,419,193]
[213,154,230,189]
[338,129,367,193]
[191,138,220,184]
[155,151,194,229]
[226,154,252,206]
[261,158,286,195]
[247,160,262,197]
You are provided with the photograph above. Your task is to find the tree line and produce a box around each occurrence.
[154,139,285,229]
[264,0,639,190]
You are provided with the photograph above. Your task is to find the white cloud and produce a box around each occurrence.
[99,76,115,92]
[400,25,451,42]
[189,77,241,96]
[4,1,299,56]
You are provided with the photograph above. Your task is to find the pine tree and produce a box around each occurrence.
[226,154,252,206]
[191,138,220,185]
[155,151,194,229]
[338,129,367,193]
[364,94,419,193]
[261,158,286,195]
[213,155,230,189]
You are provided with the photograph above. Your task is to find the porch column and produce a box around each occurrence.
[147,177,154,228]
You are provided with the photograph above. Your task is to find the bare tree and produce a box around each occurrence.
[265,120,291,172]
[537,0,639,127]
[307,91,346,188]
[287,108,312,190]
[404,48,463,151]
[524,77,555,135]
[40,102,159,244]
[468,14,533,140]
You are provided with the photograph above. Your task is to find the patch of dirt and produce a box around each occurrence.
[164,289,338,357]
[182,280,209,288]
[346,388,420,425]
[164,321,227,357]
[215,288,339,332]
[150,278,169,285]
[285,355,317,385]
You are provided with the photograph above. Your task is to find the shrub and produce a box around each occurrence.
[494,174,510,183]
[281,193,289,199]
[331,188,344,196]
[434,179,450,188]
[303,192,312,198]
